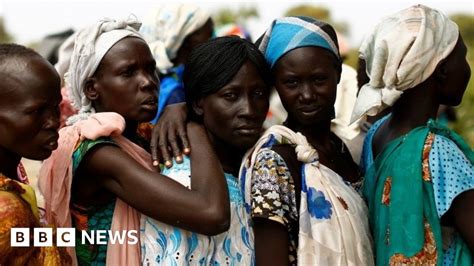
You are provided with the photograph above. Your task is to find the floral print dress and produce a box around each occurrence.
[241,125,374,265]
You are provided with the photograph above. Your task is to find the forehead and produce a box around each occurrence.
[0,56,60,102]
[102,37,150,61]
[276,46,337,72]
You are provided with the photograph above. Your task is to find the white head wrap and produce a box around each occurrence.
[55,32,77,80]
[351,4,459,123]
[140,3,211,73]
[65,17,143,125]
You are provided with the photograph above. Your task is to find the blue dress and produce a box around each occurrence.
[140,156,254,265]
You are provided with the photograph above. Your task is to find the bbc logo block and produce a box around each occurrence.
[11,228,29,247]
[11,228,76,247]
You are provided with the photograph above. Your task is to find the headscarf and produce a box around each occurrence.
[258,16,341,69]
[65,17,143,125]
[140,3,211,73]
[351,4,459,123]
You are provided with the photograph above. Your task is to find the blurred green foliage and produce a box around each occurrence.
[450,13,474,146]
[284,4,349,35]
[213,6,259,26]
[0,17,13,43]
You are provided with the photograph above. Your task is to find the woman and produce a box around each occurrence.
[140,3,214,123]
[0,44,68,264]
[152,17,374,265]
[353,5,473,265]
[39,18,229,265]
[141,36,271,265]
[241,17,373,265]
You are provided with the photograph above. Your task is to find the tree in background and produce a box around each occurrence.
[0,17,13,43]
[284,5,349,35]
[213,6,259,26]
[450,13,474,146]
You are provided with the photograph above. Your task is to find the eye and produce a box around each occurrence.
[147,64,157,76]
[222,92,237,101]
[253,88,268,98]
[283,78,298,88]
[313,75,328,83]
[121,67,136,77]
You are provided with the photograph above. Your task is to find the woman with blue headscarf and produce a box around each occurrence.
[150,16,374,265]
[239,17,374,265]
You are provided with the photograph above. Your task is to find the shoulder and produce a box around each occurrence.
[429,133,474,217]
[252,146,298,187]
[0,191,37,228]
[430,134,473,170]
[254,146,294,171]
[73,137,117,172]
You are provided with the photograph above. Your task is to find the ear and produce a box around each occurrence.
[84,77,99,101]
[192,98,204,116]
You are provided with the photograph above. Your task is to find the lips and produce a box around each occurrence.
[44,133,59,151]
[298,105,323,116]
[141,96,158,106]
[235,126,261,136]
[141,96,158,111]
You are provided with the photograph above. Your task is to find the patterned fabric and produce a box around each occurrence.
[0,174,69,265]
[351,5,459,123]
[258,16,340,69]
[150,65,186,124]
[251,148,298,264]
[71,137,117,265]
[241,125,373,265]
[140,156,254,265]
[361,116,474,265]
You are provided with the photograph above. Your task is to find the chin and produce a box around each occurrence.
[135,112,157,123]
[25,150,53,161]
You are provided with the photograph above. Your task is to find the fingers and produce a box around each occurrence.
[150,125,161,167]
[167,124,182,164]
[177,122,191,155]
[159,137,173,168]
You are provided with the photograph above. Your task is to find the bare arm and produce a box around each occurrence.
[450,190,474,251]
[80,122,230,235]
[254,218,290,266]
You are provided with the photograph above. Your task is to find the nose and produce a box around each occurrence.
[139,69,159,92]
[237,96,258,119]
[299,82,316,103]
[43,107,60,131]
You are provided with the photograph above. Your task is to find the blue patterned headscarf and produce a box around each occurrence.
[258,16,341,69]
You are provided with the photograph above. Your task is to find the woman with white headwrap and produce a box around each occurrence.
[38,17,229,266]
[356,5,473,265]
[140,3,214,123]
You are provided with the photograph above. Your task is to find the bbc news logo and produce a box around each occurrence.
[11,228,138,247]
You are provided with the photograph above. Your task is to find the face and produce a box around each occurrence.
[184,19,214,52]
[196,61,269,150]
[439,35,471,106]
[274,46,340,126]
[0,56,61,160]
[89,37,159,122]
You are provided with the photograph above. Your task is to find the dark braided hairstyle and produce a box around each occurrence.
[183,36,272,122]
